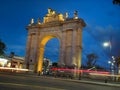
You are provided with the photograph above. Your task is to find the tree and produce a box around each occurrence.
[52,62,58,67]
[86,53,98,68]
[9,52,15,58]
[0,39,6,55]
[113,0,120,5]
[115,56,120,68]
[115,56,120,73]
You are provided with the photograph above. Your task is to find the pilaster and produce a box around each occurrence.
[59,31,66,65]
[25,34,32,69]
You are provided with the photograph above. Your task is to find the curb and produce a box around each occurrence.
[36,76,120,88]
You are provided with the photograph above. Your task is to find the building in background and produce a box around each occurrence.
[0,57,8,67]
[42,58,51,75]
[0,55,25,69]
[10,56,25,68]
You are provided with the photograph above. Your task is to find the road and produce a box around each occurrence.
[0,72,120,90]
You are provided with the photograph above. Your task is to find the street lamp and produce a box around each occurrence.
[103,41,112,51]
[103,41,115,81]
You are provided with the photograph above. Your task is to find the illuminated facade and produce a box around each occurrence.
[11,56,24,68]
[25,8,86,73]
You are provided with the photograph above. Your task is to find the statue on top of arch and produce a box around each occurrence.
[47,8,56,16]
[44,8,64,23]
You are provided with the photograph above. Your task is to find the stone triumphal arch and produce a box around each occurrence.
[25,8,86,73]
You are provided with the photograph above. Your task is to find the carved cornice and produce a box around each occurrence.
[26,18,86,30]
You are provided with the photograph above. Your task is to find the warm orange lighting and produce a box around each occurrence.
[37,35,57,73]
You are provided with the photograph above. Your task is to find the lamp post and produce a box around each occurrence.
[103,41,115,81]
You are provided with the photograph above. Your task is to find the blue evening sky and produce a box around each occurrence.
[0,0,120,67]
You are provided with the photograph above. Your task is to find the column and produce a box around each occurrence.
[59,31,66,66]
[65,30,72,66]
[37,46,44,74]
[76,28,82,69]
[35,30,41,72]
[25,34,32,69]
[71,30,77,66]
[33,31,39,72]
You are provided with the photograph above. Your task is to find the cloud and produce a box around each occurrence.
[6,44,26,56]
[84,24,120,56]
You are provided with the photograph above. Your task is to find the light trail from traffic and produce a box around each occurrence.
[0,67,33,72]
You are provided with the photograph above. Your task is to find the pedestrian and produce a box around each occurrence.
[104,77,108,83]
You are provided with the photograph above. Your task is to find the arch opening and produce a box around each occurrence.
[37,35,60,73]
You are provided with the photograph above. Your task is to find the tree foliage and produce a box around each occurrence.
[52,62,58,67]
[86,53,98,68]
[115,56,120,66]
[0,39,6,55]
[9,52,15,58]
[113,0,120,5]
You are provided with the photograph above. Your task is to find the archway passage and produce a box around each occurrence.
[37,35,59,73]
[44,38,60,63]
[25,8,86,74]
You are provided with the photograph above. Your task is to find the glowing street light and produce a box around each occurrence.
[103,41,115,81]
[108,61,111,64]
[103,42,110,47]
[103,41,112,55]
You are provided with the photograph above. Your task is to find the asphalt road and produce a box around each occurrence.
[0,72,120,90]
